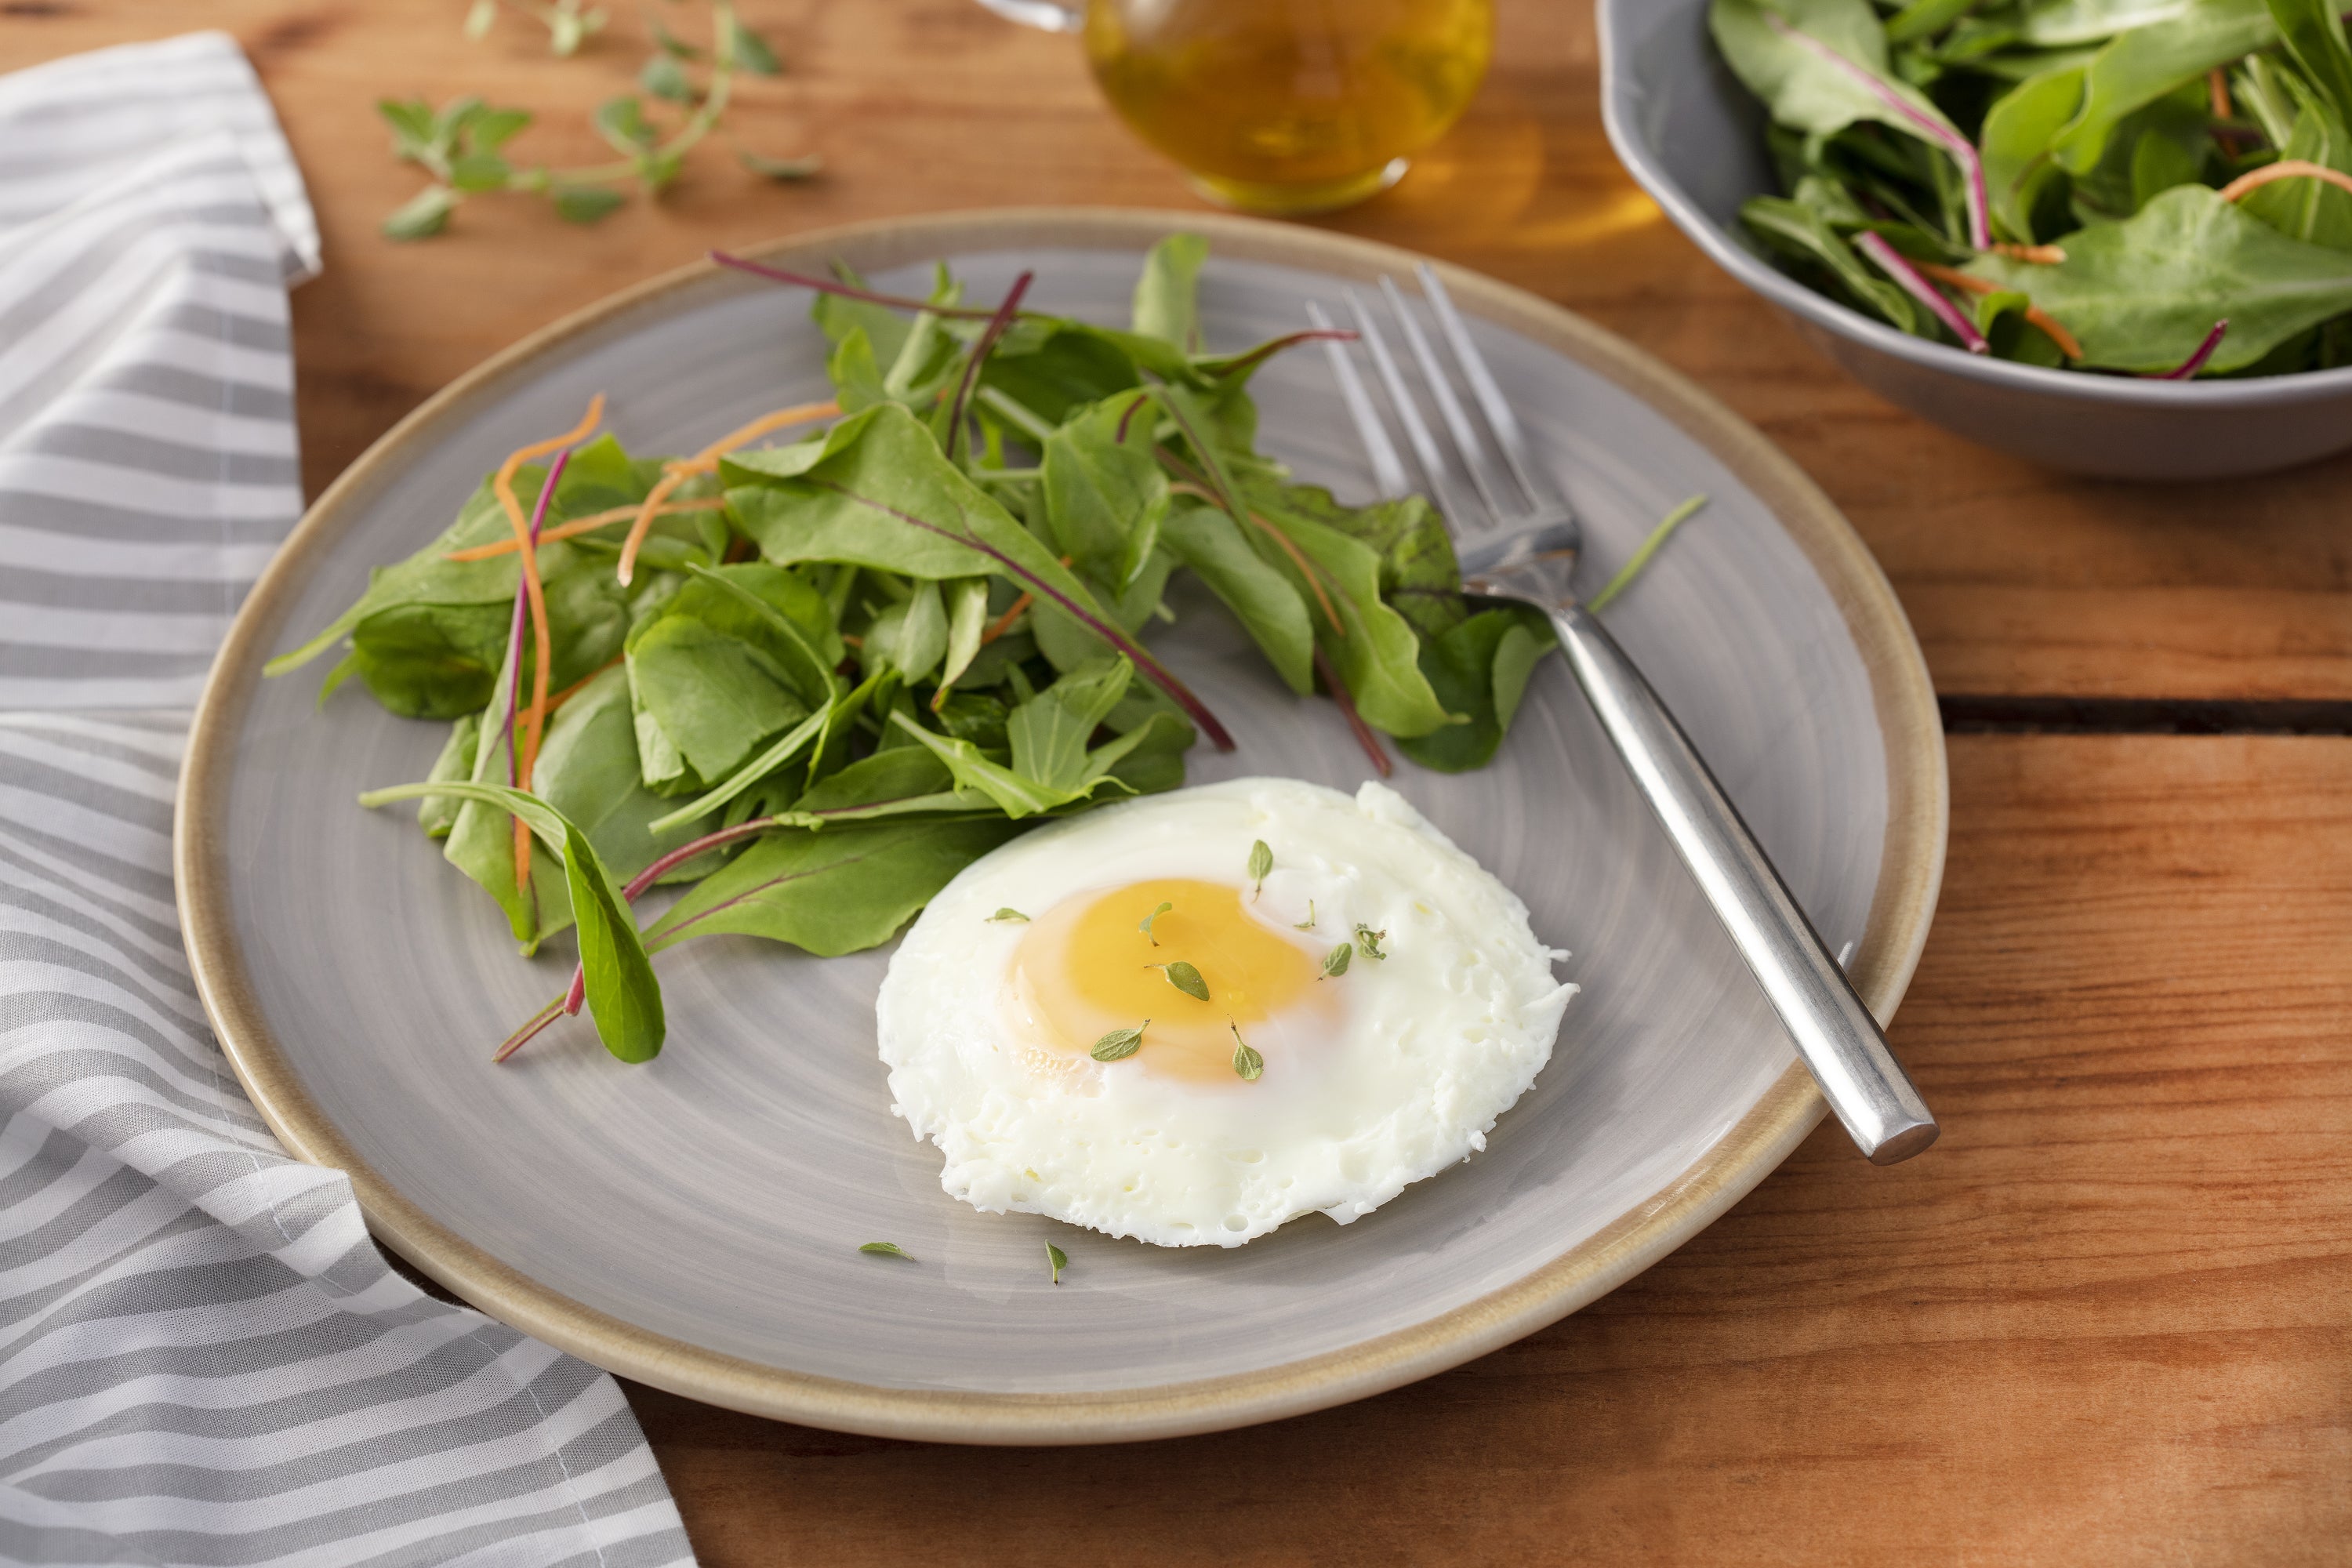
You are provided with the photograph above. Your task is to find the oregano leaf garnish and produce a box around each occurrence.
[1294,899,1316,930]
[1046,1243,1068,1284]
[1247,839,1272,895]
[1091,1022,1147,1062]
[858,1241,914,1261]
[1139,900,1173,945]
[1150,960,1210,1002]
[1322,942,1352,978]
[1355,924,1387,960]
[1230,1024,1263,1082]
[987,907,1029,924]
[392,0,817,241]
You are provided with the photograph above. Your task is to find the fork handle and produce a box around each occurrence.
[1548,604,1939,1164]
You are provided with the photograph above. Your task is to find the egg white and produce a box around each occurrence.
[873,777,1576,1247]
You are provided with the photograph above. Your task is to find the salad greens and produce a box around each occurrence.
[1715,0,2352,375]
[275,236,1634,1065]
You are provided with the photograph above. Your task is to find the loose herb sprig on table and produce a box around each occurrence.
[1715,0,2352,376]
[382,0,816,241]
[466,0,607,56]
[274,236,1693,1065]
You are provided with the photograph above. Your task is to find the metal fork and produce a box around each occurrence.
[1312,268,1938,1165]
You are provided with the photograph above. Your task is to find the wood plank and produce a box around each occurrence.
[623,732,2352,1565]
[6,1,2350,701]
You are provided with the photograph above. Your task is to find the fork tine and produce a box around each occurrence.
[1378,276,1514,524]
[1309,300,1410,501]
[1415,262,1559,514]
[1343,287,1477,528]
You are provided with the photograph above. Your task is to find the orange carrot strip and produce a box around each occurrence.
[2209,67,2233,122]
[1915,263,2085,361]
[544,654,625,717]
[677,401,843,472]
[444,499,726,562]
[978,593,1033,645]
[2217,158,2352,204]
[974,554,1077,648]
[615,400,839,585]
[492,395,605,892]
[1988,241,2067,264]
[614,469,692,592]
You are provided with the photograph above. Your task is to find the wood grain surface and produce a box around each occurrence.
[7,0,2348,1563]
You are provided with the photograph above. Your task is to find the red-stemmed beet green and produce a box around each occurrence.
[1190,328,1359,383]
[1152,381,1401,775]
[942,270,1033,464]
[1760,10,1989,250]
[710,249,1011,319]
[548,811,789,1027]
[712,249,1356,386]
[2145,319,2229,379]
[1857,233,1989,353]
[804,478,1236,750]
[1314,644,1392,779]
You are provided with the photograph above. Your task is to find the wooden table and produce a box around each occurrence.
[12,2,2347,1561]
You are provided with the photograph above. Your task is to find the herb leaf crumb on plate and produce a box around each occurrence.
[270,235,1691,1065]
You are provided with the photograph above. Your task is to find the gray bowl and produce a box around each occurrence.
[1599,0,2352,479]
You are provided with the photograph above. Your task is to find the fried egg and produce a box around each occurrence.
[874,777,1575,1247]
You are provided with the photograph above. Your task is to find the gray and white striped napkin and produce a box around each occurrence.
[0,34,697,1565]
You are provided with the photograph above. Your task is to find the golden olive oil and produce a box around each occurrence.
[1083,0,1494,214]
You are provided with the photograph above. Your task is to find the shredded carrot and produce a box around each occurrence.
[978,593,1032,645]
[1988,241,2066,264]
[544,654,624,717]
[492,394,605,893]
[2209,67,2233,122]
[615,400,840,585]
[1915,262,2085,360]
[444,498,726,562]
[974,554,1076,649]
[2217,158,2352,205]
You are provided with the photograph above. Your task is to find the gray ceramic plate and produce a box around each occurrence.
[179,210,1946,1445]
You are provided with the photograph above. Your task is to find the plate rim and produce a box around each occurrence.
[176,206,1947,1445]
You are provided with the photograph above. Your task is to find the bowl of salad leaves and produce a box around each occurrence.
[1600,0,2352,477]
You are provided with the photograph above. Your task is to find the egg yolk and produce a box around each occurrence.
[1007,877,1335,1084]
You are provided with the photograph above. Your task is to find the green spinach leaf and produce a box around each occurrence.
[2049,0,2273,172]
[1156,504,1315,695]
[644,818,1020,956]
[1131,232,1208,351]
[1396,607,1556,772]
[1711,0,1971,154]
[360,776,664,1061]
[418,712,482,839]
[1969,182,2352,368]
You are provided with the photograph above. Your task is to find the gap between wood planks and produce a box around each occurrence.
[1939,696,2352,735]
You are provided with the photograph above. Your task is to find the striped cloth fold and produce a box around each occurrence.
[0,35,697,1566]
